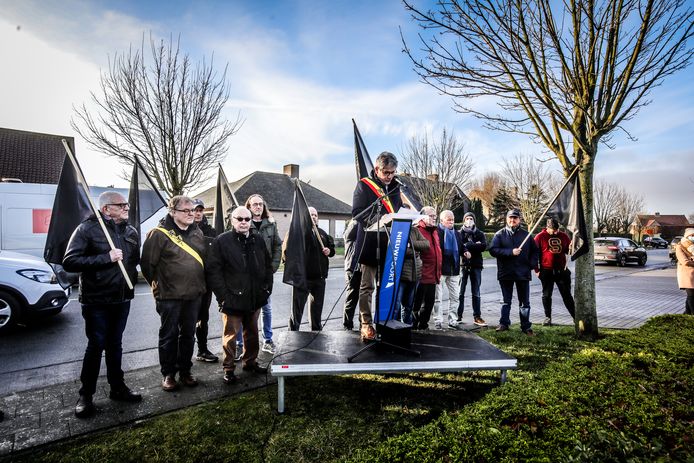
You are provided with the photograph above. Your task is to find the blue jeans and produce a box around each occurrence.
[79,301,131,396]
[156,298,201,377]
[396,281,417,325]
[498,280,532,332]
[458,267,482,319]
[237,296,272,348]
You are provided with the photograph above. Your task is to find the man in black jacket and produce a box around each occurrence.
[192,199,218,363]
[458,212,488,326]
[206,206,273,384]
[489,209,539,335]
[63,191,141,418]
[287,207,335,331]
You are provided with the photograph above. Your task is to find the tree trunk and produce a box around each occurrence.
[573,156,599,340]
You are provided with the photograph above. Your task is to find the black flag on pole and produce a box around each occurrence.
[214,165,239,235]
[128,157,167,237]
[546,169,589,261]
[43,145,92,288]
[282,180,315,291]
[353,118,374,180]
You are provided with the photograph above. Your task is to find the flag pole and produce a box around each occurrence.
[295,179,325,249]
[61,139,134,290]
[518,165,581,249]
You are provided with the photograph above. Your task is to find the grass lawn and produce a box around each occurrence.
[10,315,693,463]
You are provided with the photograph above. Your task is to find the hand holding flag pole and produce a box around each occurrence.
[61,139,134,290]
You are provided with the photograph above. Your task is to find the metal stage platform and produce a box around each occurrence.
[270,329,517,413]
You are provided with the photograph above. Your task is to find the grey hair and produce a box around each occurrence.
[439,210,454,220]
[231,206,251,218]
[375,151,398,169]
[420,206,436,216]
[168,195,193,214]
[98,191,126,209]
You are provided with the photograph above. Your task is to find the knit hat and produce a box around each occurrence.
[463,212,475,222]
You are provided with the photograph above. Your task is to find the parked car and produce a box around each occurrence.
[669,236,683,262]
[594,237,647,267]
[0,250,71,332]
[643,236,668,249]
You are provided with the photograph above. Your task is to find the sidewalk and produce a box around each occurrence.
[0,263,684,457]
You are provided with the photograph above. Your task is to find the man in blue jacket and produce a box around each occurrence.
[489,209,539,335]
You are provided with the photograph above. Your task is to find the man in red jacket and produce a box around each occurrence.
[534,218,576,326]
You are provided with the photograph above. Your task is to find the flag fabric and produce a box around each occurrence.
[128,157,167,237]
[282,180,315,291]
[546,169,589,261]
[214,164,239,235]
[353,118,374,180]
[43,145,92,288]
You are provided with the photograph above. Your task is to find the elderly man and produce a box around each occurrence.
[207,206,273,384]
[141,196,207,391]
[489,209,539,336]
[63,191,141,418]
[434,210,461,330]
[352,151,403,341]
[287,207,335,331]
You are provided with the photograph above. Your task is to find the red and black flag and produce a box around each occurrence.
[128,156,166,238]
[282,180,315,291]
[213,164,240,235]
[546,168,589,261]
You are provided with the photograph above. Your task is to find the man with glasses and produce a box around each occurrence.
[489,209,539,336]
[63,191,141,418]
[351,151,403,341]
[207,206,273,384]
[141,195,208,391]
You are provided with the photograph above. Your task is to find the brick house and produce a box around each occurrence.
[631,213,693,241]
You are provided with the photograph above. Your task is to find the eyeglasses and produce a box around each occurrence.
[249,202,264,207]
[380,169,396,176]
[108,203,129,209]
[174,208,195,214]
[234,216,252,222]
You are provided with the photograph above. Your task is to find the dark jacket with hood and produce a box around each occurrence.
[206,229,273,315]
[489,226,539,281]
[63,213,140,305]
[140,214,207,300]
[459,224,487,270]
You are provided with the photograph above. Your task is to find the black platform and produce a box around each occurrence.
[270,330,516,412]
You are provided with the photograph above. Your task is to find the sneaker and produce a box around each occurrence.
[495,325,509,332]
[196,350,219,363]
[161,375,178,392]
[234,350,243,362]
[262,342,276,354]
[525,329,535,337]
[448,323,460,330]
[473,317,488,327]
[242,363,268,374]
[180,373,199,387]
[223,371,237,384]
[74,394,96,418]
[434,321,443,330]
[360,324,377,342]
[543,317,552,326]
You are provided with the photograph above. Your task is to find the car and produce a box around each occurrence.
[669,236,683,262]
[0,250,71,332]
[643,236,668,249]
[594,237,647,267]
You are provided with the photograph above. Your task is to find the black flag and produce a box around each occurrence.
[282,180,315,291]
[546,169,589,261]
[128,157,167,237]
[353,118,374,180]
[43,145,92,288]
[214,165,239,235]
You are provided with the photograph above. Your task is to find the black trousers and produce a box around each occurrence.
[196,290,213,352]
[289,279,327,331]
[342,269,362,329]
[685,288,694,315]
[413,283,437,329]
[539,269,575,319]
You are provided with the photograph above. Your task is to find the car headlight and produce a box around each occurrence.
[17,269,55,284]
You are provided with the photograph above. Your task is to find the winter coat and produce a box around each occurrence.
[489,227,539,281]
[534,228,571,270]
[676,239,694,289]
[343,220,360,272]
[195,216,217,244]
[401,226,429,283]
[352,172,404,227]
[206,229,273,314]
[251,218,282,273]
[63,213,140,305]
[417,222,442,285]
[140,214,207,300]
[437,225,461,276]
[458,225,487,269]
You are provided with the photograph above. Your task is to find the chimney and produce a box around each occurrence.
[426,173,439,182]
[283,164,299,179]
[654,212,660,216]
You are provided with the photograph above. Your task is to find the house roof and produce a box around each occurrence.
[194,171,351,215]
[397,174,470,209]
[636,214,690,227]
[0,128,73,184]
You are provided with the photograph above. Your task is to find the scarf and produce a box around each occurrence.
[462,223,476,234]
[439,224,458,256]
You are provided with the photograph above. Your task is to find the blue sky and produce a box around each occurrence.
[1,0,692,216]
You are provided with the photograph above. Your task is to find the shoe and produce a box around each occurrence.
[360,324,377,342]
[180,373,199,387]
[525,329,535,337]
[473,317,488,327]
[109,387,142,403]
[262,342,276,354]
[448,323,460,330]
[543,317,552,326]
[242,363,268,374]
[434,322,443,330]
[196,350,219,363]
[495,325,509,332]
[74,394,96,418]
[223,371,237,384]
[161,375,178,392]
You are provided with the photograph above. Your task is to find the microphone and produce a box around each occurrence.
[393,177,404,186]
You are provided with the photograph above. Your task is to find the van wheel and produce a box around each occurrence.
[0,291,21,333]
[617,254,627,267]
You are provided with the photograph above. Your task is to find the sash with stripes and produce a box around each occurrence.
[155,227,204,268]
[360,177,395,213]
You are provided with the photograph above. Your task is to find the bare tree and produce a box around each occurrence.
[400,127,474,214]
[613,187,645,235]
[593,179,621,235]
[403,0,693,339]
[468,172,503,217]
[72,34,243,197]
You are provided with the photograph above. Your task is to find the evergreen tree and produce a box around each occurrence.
[489,187,518,228]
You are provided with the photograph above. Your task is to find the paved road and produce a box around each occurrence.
[0,249,672,396]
